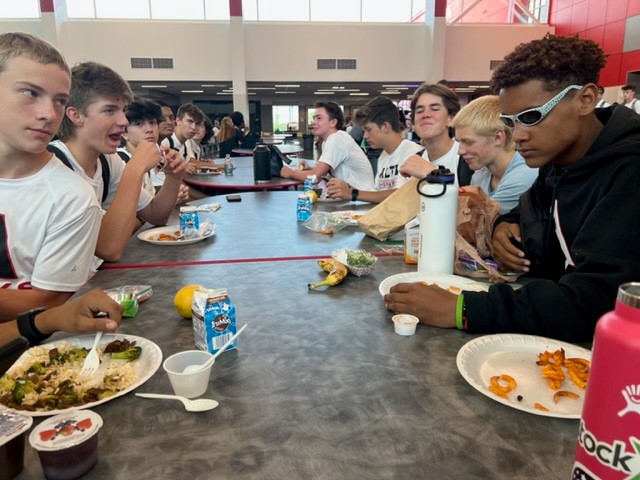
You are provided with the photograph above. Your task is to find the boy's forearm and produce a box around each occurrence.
[140,178,181,226]
[0,289,71,322]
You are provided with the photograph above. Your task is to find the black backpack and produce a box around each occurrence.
[47,144,110,204]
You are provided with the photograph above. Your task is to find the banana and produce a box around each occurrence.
[308,258,348,290]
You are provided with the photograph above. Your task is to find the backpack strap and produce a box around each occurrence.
[47,144,110,203]
[116,150,130,162]
[98,154,110,204]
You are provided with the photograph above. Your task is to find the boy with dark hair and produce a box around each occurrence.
[49,61,185,262]
[161,102,205,163]
[622,84,640,113]
[385,34,640,342]
[156,100,176,144]
[280,100,375,191]
[0,32,101,320]
[325,96,422,203]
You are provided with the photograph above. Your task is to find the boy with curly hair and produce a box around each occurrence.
[384,34,640,342]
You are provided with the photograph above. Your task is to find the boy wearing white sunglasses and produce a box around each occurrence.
[384,34,640,342]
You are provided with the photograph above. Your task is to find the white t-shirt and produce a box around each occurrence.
[49,140,154,212]
[319,130,375,190]
[0,158,101,291]
[422,140,463,186]
[375,139,423,190]
[625,99,640,114]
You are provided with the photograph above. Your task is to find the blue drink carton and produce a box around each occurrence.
[179,206,200,239]
[296,194,311,222]
[191,288,238,354]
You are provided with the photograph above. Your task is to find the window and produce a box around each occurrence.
[257,0,309,21]
[205,0,230,20]
[97,0,150,19]
[361,0,412,23]
[273,105,299,132]
[310,0,360,22]
[0,0,40,18]
[152,0,203,20]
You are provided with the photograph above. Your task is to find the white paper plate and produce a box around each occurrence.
[137,224,215,246]
[378,272,489,296]
[2,334,162,417]
[330,210,370,225]
[316,196,345,203]
[456,334,591,419]
[193,168,221,176]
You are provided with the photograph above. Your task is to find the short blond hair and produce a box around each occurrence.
[0,32,69,76]
[453,95,514,149]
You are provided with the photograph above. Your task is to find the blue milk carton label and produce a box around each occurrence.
[297,194,311,222]
[179,207,200,238]
[192,288,238,354]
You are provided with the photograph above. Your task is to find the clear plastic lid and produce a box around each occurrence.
[29,410,102,452]
[0,410,33,447]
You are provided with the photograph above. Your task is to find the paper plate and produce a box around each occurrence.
[456,334,591,418]
[378,272,489,296]
[137,224,215,246]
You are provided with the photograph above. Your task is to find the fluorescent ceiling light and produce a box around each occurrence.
[216,92,231,95]
[382,85,409,89]
[350,92,369,96]
[314,91,334,95]
[141,84,167,88]
[181,89,204,93]
[200,84,219,87]
[468,85,489,88]
[275,91,296,94]
[380,91,401,95]
[275,84,300,88]
[248,87,276,90]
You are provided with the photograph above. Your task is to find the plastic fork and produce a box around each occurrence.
[79,331,103,378]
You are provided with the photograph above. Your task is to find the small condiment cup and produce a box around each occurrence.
[163,350,214,399]
[29,410,102,480]
[0,410,33,480]
[392,314,419,336]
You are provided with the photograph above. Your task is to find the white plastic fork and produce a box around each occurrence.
[79,331,103,378]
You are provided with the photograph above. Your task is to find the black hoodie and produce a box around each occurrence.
[464,104,640,342]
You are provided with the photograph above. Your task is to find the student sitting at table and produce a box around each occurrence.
[280,100,375,191]
[48,61,185,263]
[1,289,122,347]
[453,95,538,214]
[117,97,190,216]
[217,115,242,157]
[384,34,640,342]
[399,83,473,186]
[157,100,176,145]
[324,96,423,203]
[0,32,102,321]
[160,102,204,169]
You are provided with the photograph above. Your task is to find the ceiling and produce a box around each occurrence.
[128,80,493,107]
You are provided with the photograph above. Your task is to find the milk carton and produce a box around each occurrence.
[191,287,238,354]
[404,217,420,265]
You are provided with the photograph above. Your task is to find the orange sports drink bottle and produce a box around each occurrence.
[572,283,640,479]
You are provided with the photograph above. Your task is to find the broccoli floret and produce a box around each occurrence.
[110,346,142,361]
[27,362,45,374]
[0,374,15,393]
[12,378,36,403]
[65,348,88,363]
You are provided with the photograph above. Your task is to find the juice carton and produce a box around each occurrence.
[404,217,420,265]
[191,287,238,354]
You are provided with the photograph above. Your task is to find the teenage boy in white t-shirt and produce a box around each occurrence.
[326,96,422,203]
[0,32,101,320]
[50,61,185,263]
[280,100,375,191]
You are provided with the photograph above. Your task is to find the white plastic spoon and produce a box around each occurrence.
[135,393,219,412]
[182,323,248,374]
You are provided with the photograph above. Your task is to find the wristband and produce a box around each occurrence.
[455,294,465,330]
[351,189,359,202]
[16,307,51,346]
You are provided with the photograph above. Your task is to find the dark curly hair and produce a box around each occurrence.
[490,34,606,93]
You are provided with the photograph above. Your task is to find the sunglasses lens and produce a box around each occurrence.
[518,110,542,126]
[500,116,515,128]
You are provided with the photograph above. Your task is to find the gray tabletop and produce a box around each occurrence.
[114,191,387,267]
[17,257,580,479]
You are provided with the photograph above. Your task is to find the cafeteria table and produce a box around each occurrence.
[232,144,304,156]
[182,160,302,193]
[111,191,384,267]
[16,257,582,479]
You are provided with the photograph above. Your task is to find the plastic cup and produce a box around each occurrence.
[163,350,214,398]
[392,314,419,336]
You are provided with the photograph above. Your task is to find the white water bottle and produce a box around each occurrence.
[416,167,457,274]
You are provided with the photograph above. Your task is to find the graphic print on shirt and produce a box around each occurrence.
[0,214,18,280]
[377,164,401,190]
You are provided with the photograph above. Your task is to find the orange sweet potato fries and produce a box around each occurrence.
[488,374,516,399]
[536,348,590,395]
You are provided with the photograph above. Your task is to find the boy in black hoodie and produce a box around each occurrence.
[384,34,640,342]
